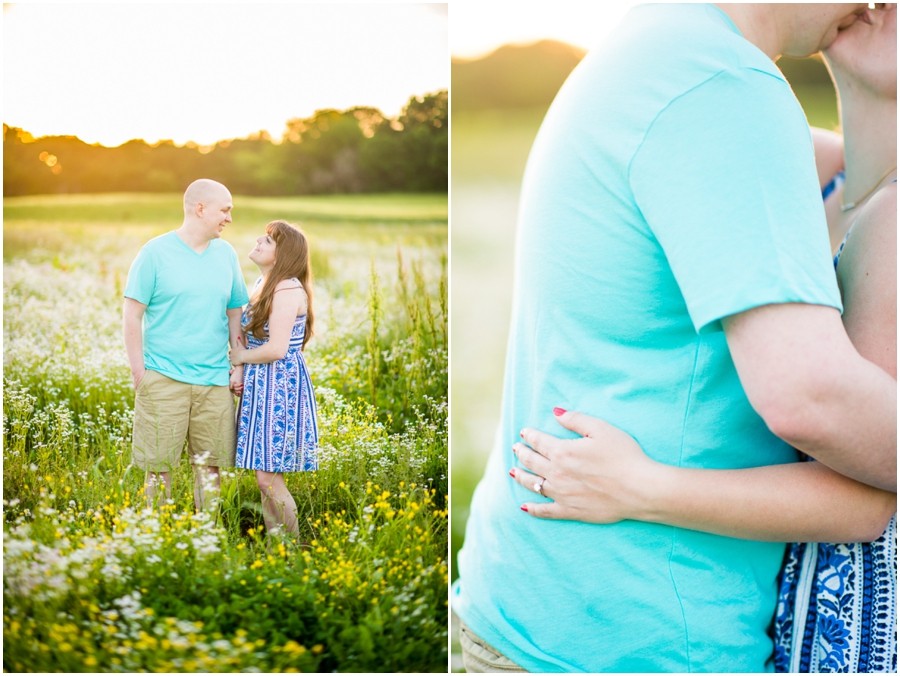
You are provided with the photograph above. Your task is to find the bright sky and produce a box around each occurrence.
[450,1,639,59]
[3,3,448,147]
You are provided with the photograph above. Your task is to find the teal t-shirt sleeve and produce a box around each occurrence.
[123,245,156,305]
[227,247,249,309]
[629,67,843,334]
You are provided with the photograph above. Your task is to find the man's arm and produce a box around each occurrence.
[123,298,147,389]
[226,307,243,351]
[723,303,896,491]
[226,307,244,395]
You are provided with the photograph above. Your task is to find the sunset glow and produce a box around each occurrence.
[3,3,448,147]
[450,1,638,59]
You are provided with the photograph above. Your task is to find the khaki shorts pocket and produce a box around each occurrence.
[459,620,527,673]
[135,369,154,393]
[131,371,191,472]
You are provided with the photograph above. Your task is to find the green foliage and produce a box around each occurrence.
[3,195,447,672]
[452,40,586,112]
[3,479,447,672]
[313,251,448,434]
[2,92,447,198]
[360,93,449,192]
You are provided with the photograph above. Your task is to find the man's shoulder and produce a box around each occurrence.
[209,238,239,256]
[130,232,176,269]
[139,231,177,254]
[599,4,786,99]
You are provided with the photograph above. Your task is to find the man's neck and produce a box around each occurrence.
[175,223,212,253]
[838,90,897,205]
[714,4,783,60]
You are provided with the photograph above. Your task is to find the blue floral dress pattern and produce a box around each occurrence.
[235,280,318,473]
[774,520,897,673]
[773,172,897,673]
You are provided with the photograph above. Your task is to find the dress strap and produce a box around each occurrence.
[821,170,845,201]
[274,278,305,294]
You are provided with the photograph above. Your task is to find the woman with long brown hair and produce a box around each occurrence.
[230,220,318,538]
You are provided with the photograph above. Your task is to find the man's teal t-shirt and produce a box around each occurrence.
[453,4,842,673]
[124,232,249,387]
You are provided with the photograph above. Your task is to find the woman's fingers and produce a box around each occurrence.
[520,501,565,520]
[513,442,551,476]
[518,427,564,458]
[552,408,606,438]
[508,466,553,499]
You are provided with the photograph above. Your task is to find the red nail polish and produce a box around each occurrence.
[509,468,516,478]
[520,505,528,512]
[553,407,567,416]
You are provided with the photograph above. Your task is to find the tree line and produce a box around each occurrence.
[4,91,447,197]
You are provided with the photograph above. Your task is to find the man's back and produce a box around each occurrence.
[453,4,841,671]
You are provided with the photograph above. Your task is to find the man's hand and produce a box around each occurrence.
[132,366,147,390]
[229,365,244,396]
[123,298,148,391]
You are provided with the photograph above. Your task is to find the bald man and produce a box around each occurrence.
[123,179,249,510]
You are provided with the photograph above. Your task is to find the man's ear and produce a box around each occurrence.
[195,201,205,218]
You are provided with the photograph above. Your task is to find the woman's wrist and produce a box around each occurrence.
[628,460,677,524]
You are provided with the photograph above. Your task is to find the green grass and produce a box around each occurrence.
[3,193,448,672]
[3,192,448,223]
[3,192,447,265]
[451,109,546,184]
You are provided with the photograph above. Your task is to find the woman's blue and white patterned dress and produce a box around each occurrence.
[235,281,318,473]
[773,172,897,673]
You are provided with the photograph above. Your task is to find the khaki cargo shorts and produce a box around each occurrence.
[132,370,236,473]
[459,620,527,673]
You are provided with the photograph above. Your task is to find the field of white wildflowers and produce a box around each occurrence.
[3,193,448,672]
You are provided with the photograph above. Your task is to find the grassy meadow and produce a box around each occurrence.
[3,192,448,672]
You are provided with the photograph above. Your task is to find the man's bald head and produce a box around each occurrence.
[183,179,232,216]
[181,179,233,241]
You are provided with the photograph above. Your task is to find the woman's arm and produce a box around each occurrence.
[512,411,895,542]
[810,126,844,190]
[231,282,306,365]
[513,188,897,542]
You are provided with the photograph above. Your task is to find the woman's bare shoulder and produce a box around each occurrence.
[851,182,897,251]
[274,278,305,293]
[838,182,896,378]
[862,181,897,220]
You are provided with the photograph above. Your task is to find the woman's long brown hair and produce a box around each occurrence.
[244,220,314,350]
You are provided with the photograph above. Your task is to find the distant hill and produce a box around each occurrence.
[776,54,834,88]
[452,40,586,112]
[452,39,833,113]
